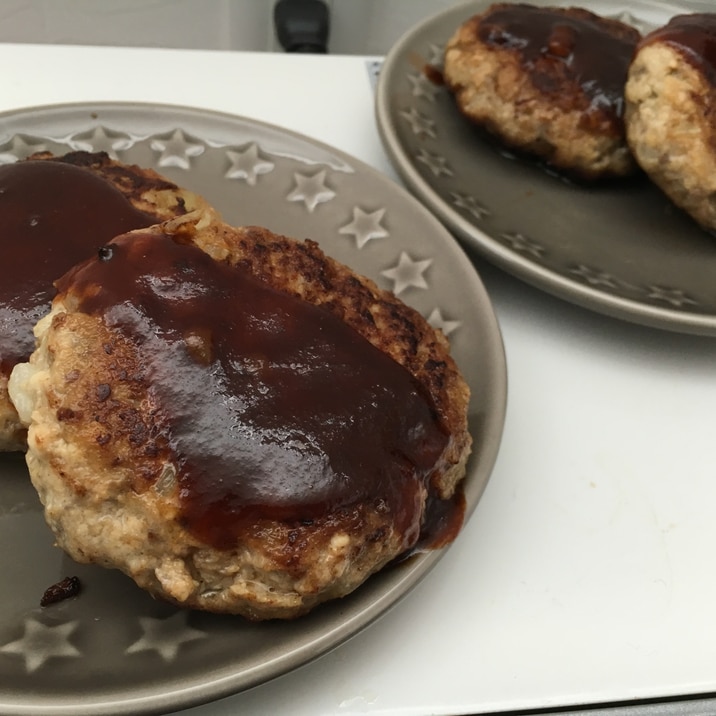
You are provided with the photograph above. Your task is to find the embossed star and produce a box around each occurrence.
[427,308,461,337]
[70,126,134,158]
[0,134,47,164]
[427,43,445,67]
[339,207,389,248]
[400,107,437,139]
[570,264,621,289]
[287,169,336,212]
[501,232,545,259]
[126,612,206,662]
[407,72,439,102]
[646,286,698,307]
[150,128,205,169]
[450,192,490,221]
[611,11,651,34]
[381,252,433,295]
[416,148,453,178]
[225,143,275,185]
[0,618,80,673]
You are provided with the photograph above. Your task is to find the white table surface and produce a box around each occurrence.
[2,42,716,716]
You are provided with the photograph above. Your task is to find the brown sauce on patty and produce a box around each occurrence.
[58,231,452,551]
[476,4,640,130]
[0,159,157,373]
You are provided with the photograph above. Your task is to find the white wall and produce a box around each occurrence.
[0,0,463,54]
[0,1,274,51]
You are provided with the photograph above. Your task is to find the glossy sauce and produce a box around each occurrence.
[0,160,156,373]
[639,14,716,85]
[423,64,445,86]
[60,231,451,551]
[477,4,639,126]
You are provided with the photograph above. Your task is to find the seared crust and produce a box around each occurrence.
[444,4,640,179]
[0,151,210,451]
[28,150,206,219]
[10,210,472,620]
[625,36,716,232]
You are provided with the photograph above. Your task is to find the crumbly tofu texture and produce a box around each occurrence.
[0,373,26,451]
[625,42,716,232]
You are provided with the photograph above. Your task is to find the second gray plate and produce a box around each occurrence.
[375,0,716,335]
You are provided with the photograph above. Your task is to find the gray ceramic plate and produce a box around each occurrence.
[374,0,716,335]
[0,103,506,715]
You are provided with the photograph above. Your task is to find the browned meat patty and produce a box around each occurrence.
[443,3,641,180]
[625,14,716,232]
[9,209,472,620]
[0,150,209,451]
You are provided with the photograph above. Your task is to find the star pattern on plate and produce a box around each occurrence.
[399,107,436,139]
[570,264,622,289]
[0,617,80,673]
[416,148,453,178]
[150,128,205,169]
[126,612,206,662]
[339,207,389,248]
[69,125,134,158]
[426,43,444,67]
[501,232,545,259]
[427,308,461,337]
[407,72,440,102]
[450,192,490,221]
[381,252,432,295]
[610,10,651,34]
[0,134,47,164]
[225,143,275,185]
[287,169,336,212]
[646,286,698,308]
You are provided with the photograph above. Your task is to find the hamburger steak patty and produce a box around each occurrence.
[443,3,641,180]
[625,14,716,232]
[9,209,472,620]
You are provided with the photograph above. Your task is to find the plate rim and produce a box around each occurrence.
[0,100,508,715]
[374,0,716,336]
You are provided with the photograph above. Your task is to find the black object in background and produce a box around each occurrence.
[274,0,330,53]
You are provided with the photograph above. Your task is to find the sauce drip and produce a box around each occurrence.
[60,231,451,551]
[423,64,445,86]
[639,14,716,85]
[477,4,639,127]
[0,159,157,373]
